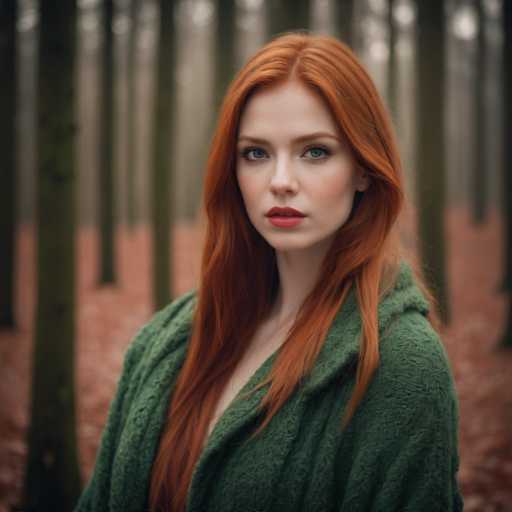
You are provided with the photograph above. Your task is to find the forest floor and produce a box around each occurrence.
[0,206,511,511]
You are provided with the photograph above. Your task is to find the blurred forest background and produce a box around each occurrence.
[0,0,511,510]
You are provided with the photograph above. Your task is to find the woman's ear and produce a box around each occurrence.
[355,169,370,192]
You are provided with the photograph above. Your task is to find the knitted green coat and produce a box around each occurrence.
[75,261,463,511]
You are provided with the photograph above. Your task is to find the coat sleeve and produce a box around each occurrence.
[73,291,196,511]
[336,311,464,512]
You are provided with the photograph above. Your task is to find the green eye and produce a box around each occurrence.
[305,146,330,159]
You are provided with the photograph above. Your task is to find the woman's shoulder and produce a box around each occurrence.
[381,308,452,380]
[345,309,460,472]
[373,259,456,402]
[338,308,462,511]
[372,308,458,417]
[123,289,198,368]
[145,289,198,332]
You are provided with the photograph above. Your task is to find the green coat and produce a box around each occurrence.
[75,261,463,511]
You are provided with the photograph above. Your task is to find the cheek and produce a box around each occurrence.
[237,174,261,208]
[308,171,356,204]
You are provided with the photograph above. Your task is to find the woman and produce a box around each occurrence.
[75,32,463,511]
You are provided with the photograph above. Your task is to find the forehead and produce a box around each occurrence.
[238,80,340,137]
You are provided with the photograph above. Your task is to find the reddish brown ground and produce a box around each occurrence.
[0,206,511,511]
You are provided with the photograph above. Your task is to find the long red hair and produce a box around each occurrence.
[149,31,439,511]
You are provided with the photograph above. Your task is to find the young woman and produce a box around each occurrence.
[75,32,463,511]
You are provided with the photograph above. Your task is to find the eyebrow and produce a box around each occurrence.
[237,131,342,144]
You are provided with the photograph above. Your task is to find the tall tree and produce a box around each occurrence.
[198,0,237,225]
[214,0,236,117]
[336,0,355,48]
[98,0,116,283]
[266,0,311,41]
[387,0,398,120]
[0,0,17,328]
[126,0,141,230]
[415,1,450,324]
[151,0,177,310]
[472,0,488,224]
[21,1,81,509]
[501,0,512,347]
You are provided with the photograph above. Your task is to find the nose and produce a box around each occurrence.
[269,155,299,196]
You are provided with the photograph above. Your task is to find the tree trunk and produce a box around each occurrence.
[501,0,512,347]
[21,2,81,509]
[0,0,17,328]
[192,0,236,226]
[214,0,236,117]
[415,0,450,324]
[203,0,236,222]
[126,0,141,230]
[472,0,487,225]
[336,0,354,48]
[98,0,116,283]
[266,0,311,41]
[151,0,176,310]
[387,0,398,120]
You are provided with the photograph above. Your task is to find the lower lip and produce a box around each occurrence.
[267,216,305,228]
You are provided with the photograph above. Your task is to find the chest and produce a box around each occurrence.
[205,325,289,439]
[188,376,349,512]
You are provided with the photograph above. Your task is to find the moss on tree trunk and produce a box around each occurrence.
[151,0,177,310]
[472,0,488,225]
[98,0,116,284]
[22,2,81,509]
[415,0,450,325]
[501,0,512,347]
[0,0,17,328]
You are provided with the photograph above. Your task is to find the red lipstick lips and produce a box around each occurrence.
[265,207,306,228]
[266,207,306,217]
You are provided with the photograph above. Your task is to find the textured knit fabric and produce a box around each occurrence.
[74,260,464,511]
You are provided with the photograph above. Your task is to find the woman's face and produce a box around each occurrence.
[236,79,369,254]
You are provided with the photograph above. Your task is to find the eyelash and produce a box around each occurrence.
[239,145,332,162]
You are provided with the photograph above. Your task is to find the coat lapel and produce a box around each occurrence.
[186,347,282,511]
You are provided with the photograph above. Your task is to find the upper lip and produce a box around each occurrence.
[265,207,306,217]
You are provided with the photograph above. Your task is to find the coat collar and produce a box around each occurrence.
[175,259,430,398]
[301,259,430,396]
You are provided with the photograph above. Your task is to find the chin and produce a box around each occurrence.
[265,229,338,254]
[264,234,317,252]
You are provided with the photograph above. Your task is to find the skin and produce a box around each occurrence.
[236,79,369,328]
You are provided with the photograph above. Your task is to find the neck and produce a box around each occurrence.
[271,237,332,325]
